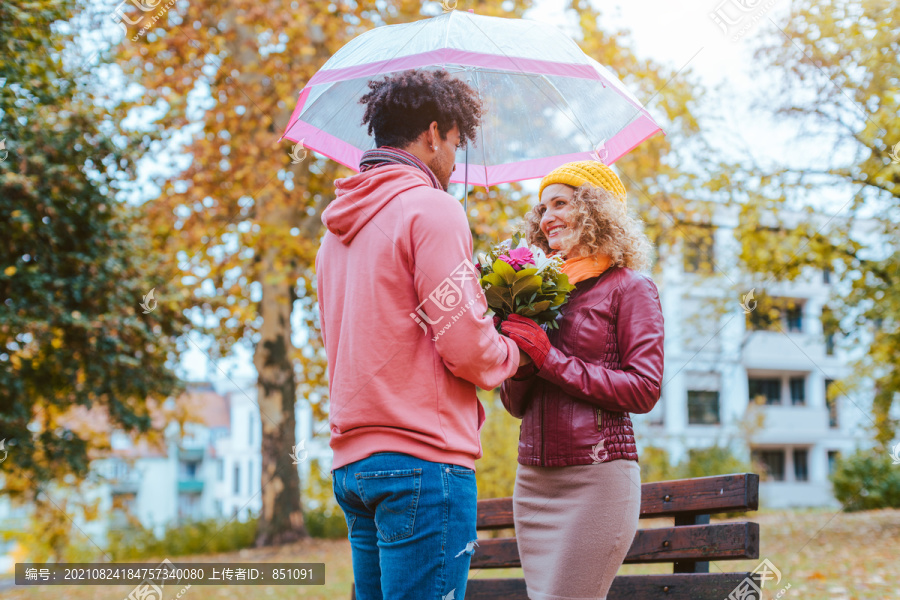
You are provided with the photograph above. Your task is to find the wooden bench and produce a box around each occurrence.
[351,472,760,600]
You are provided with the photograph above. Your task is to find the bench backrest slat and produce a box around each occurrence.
[469,522,759,569]
[476,473,759,530]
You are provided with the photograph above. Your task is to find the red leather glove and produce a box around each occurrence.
[500,313,552,371]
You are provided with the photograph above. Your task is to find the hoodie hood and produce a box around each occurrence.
[322,164,435,245]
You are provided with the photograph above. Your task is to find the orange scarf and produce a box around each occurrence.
[556,253,613,284]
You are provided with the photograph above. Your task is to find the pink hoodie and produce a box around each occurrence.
[316,164,520,471]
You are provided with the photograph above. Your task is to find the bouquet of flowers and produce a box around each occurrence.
[476,233,575,330]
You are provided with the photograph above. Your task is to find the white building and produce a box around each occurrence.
[632,205,878,508]
[94,380,330,538]
[0,379,330,570]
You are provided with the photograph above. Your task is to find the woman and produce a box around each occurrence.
[499,160,664,600]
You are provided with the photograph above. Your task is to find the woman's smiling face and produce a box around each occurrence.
[538,183,576,252]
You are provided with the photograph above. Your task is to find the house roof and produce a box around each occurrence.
[57,383,232,460]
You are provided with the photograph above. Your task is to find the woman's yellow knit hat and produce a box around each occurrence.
[538,160,626,203]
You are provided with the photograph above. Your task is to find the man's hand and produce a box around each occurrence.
[519,349,533,367]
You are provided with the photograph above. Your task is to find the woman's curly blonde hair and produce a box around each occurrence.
[524,184,652,271]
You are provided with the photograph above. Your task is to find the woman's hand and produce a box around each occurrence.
[501,314,552,370]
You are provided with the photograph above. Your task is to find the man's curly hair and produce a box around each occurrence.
[359,69,482,148]
[524,184,652,271]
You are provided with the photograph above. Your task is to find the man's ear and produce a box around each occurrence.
[427,121,441,150]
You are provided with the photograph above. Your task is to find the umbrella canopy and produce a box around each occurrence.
[281,10,662,187]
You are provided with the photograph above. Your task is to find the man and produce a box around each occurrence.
[315,69,527,600]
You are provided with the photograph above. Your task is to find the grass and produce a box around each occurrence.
[6,508,900,600]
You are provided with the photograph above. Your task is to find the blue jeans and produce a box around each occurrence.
[332,451,478,600]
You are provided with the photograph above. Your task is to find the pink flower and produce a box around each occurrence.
[499,247,535,270]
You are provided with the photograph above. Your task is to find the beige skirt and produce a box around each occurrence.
[512,460,641,600]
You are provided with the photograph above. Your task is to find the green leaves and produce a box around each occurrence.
[478,243,573,329]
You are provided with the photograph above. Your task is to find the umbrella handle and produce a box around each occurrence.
[464,143,469,214]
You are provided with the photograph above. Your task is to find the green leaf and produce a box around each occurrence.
[486,285,514,312]
[512,275,542,298]
[530,300,552,313]
[492,258,517,284]
[515,267,538,279]
[482,273,506,288]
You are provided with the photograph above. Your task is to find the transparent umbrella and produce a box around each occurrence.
[280,9,662,190]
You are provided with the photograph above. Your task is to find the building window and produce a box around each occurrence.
[749,377,781,405]
[682,226,716,274]
[827,450,840,475]
[217,459,224,482]
[687,391,720,425]
[248,461,253,495]
[747,296,804,333]
[825,379,838,428]
[793,449,809,482]
[789,376,806,406]
[182,461,198,480]
[823,268,831,284]
[248,414,254,446]
[785,305,803,332]
[233,464,240,495]
[752,449,785,481]
[214,499,223,516]
[822,306,838,356]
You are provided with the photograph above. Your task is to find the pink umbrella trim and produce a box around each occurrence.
[282,113,661,187]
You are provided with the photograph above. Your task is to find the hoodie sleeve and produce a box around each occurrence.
[407,191,520,389]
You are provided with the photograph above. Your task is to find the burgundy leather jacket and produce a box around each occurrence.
[500,266,664,467]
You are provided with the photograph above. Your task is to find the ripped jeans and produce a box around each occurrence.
[332,451,478,600]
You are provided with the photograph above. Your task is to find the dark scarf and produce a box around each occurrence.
[359,146,443,190]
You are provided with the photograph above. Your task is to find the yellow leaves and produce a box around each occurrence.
[4,266,15,276]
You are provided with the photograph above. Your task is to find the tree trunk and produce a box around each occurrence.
[254,253,308,546]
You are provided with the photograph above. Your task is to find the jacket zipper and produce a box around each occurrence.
[540,392,545,466]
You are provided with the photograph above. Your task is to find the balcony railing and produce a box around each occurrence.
[177,479,204,494]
